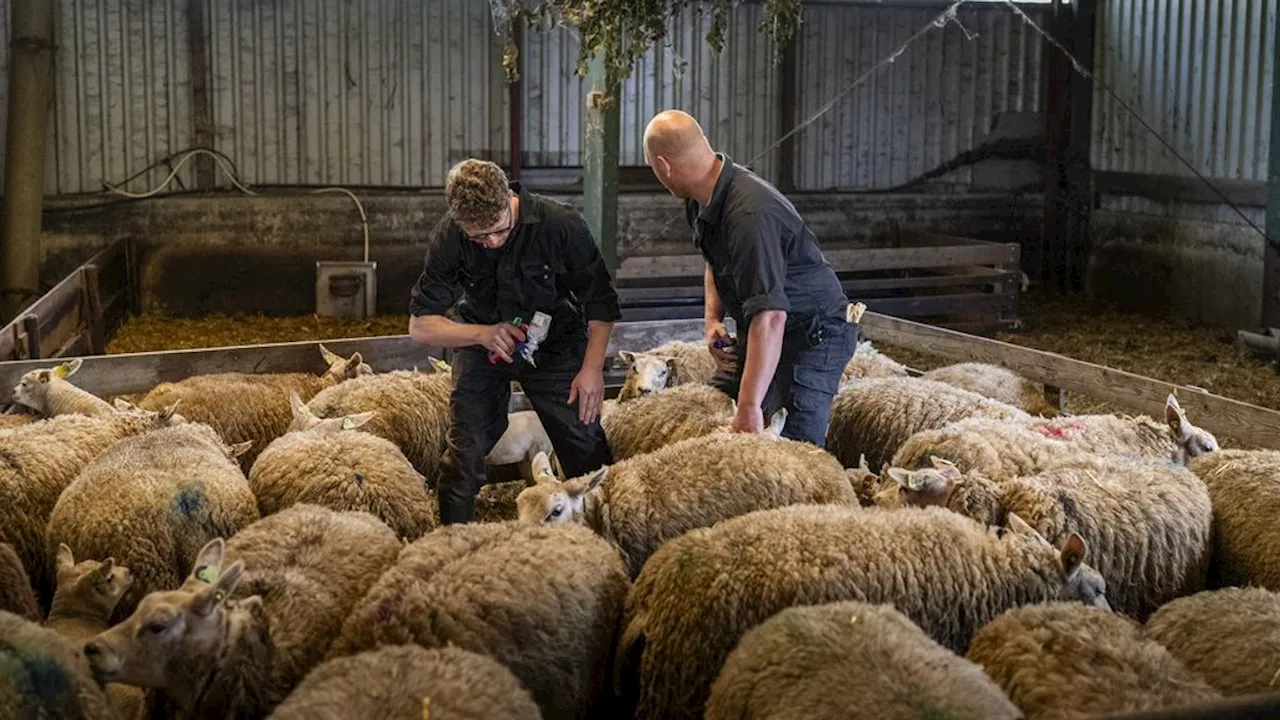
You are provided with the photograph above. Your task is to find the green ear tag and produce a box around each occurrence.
[53,365,69,378]
[342,417,356,430]
[195,564,218,583]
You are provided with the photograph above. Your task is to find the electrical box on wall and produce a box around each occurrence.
[316,261,377,318]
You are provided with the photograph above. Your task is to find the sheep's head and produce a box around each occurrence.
[84,538,251,689]
[884,456,963,508]
[12,358,83,413]
[515,451,607,524]
[53,544,134,622]
[1165,393,1219,460]
[1004,513,1109,611]
[115,397,187,426]
[318,344,373,381]
[288,391,375,433]
[616,350,678,401]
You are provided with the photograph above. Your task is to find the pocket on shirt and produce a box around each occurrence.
[519,257,563,313]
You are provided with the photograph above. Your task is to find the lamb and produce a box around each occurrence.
[135,343,371,471]
[84,504,403,719]
[922,361,1059,416]
[440,409,561,485]
[267,644,544,720]
[1143,586,1280,697]
[893,393,1219,483]
[302,367,452,485]
[0,403,183,605]
[616,504,1108,720]
[1186,449,1280,589]
[0,542,41,622]
[10,357,117,419]
[966,602,1220,719]
[881,454,1214,620]
[248,395,438,540]
[841,339,910,383]
[704,601,1021,720]
[46,421,261,620]
[515,432,860,577]
[0,611,120,720]
[616,339,718,401]
[601,382,786,462]
[825,376,1030,472]
[328,521,630,720]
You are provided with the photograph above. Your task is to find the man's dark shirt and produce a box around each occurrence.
[686,154,847,334]
[410,181,621,350]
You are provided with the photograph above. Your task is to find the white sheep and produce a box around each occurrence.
[922,361,1059,416]
[601,382,786,461]
[11,357,116,418]
[440,409,561,485]
[1186,449,1280,590]
[841,339,911,383]
[616,339,718,401]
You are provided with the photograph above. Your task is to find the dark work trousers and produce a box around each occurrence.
[441,341,613,525]
[710,316,858,447]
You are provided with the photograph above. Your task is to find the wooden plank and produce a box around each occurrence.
[124,236,142,316]
[21,315,39,360]
[860,292,1011,319]
[859,311,1280,450]
[1095,170,1266,208]
[0,323,14,361]
[616,269,1017,303]
[82,265,106,354]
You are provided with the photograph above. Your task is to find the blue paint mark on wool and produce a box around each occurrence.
[173,482,206,518]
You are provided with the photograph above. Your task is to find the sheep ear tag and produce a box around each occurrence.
[194,564,219,584]
[342,417,356,430]
[53,364,69,378]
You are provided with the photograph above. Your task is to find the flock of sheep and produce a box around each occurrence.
[1,328,1278,719]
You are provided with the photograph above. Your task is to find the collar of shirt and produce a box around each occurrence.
[695,152,735,226]
[510,181,543,229]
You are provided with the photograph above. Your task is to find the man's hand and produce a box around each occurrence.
[730,402,764,434]
[568,366,605,424]
[475,322,526,363]
[706,321,737,372]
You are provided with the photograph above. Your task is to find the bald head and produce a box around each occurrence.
[644,110,719,201]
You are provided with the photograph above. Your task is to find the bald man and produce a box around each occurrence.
[643,110,856,446]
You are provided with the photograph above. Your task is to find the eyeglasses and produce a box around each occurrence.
[463,207,515,242]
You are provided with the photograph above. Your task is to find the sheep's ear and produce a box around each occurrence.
[56,358,83,378]
[318,344,342,365]
[886,467,912,487]
[1165,394,1188,439]
[565,467,608,497]
[187,538,225,585]
[158,400,182,422]
[1060,532,1087,577]
[289,392,308,419]
[857,453,870,473]
[98,557,115,575]
[428,357,451,374]
[617,351,636,365]
[530,452,557,484]
[765,407,788,435]
[340,411,375,430]
[190,560,244,618]
[229,441,253,458]
[36,369,52,384]
[56,543,75,572]
[112,398,134,411]
[343,352,364,377]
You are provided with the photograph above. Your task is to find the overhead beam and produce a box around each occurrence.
[583,51,620,273]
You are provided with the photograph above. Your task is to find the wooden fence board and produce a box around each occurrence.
[616,243,1019,280]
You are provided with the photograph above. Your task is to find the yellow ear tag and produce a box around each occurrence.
[342,417,356,430]
[195,564,218,583]
[53,365,69,378]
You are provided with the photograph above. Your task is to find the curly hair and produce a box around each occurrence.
[445,159,511,228]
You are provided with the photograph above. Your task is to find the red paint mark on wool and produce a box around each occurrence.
[1036,422,1082,439]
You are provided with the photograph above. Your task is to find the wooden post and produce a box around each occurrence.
[583,52,620,273]
[776,37,798,192]
[124,236,143,316]
[508,14,524,181]
[82,265,105,354]
[1265,0,1280,327]
[0,0,55,325]
[1039,0,1069,295]
[187,0,215,188]
[21,314,40,360]
[1065,0,1097,295]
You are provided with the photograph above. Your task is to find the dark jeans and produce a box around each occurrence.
[711,316,858,447]
[442,342,613,524]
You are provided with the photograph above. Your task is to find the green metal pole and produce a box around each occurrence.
[1265,6,1280,327]
[583,52,620,274]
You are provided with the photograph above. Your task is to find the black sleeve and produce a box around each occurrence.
[727,211,790,318]
[408,219,463,317]
[560,213,622,323]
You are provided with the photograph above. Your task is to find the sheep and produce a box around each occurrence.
[825,376,1030,472]
[966,602,1221,719]
[302,367,452,485]
[0,611,121,720]
[328,521,630,720]
[922,361,1059,416]
[474,480,532,523]
[45,421,261,621]
[893,393,1219,483]
[0,542,41,622]
[616,339,718,401]
[616,504,1108,720]
[515,432,860,577]
[1143,586,1280,697]
[440,409,561,485]
[1187,449,1280,590]
[267,644,544,720]
[0,409,36,429]
[84,504,404,719]
[841,339,910,383]
[10,357,117,419]
[247,395,438,540]
[600,382,786,462]
[704,601,1022,720]
[0,403,183,606]
[881,454,1214,620]
[135,343,371,472]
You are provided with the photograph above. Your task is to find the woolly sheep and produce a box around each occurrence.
[85,504,403,718]
[328,521,630,720]
[841,339,910,383]
[0,409,36,429]
[46,421,260,621]
[302,367,452,485]
[268,644,543,720]
[474,479,530,523]
[0,611,120,720]
[704,601,1021,720]
[601,382,786,462]
[11,358,116,419]
[922,361,1059,416]
[616,504,1108,720]
[1187,449,1280,589]
[248,395,438,540]
[616,339,718,401]
[515,432,860,577]
[826,376,1030,472]
[966,602,1220,719]
[1143,586,1280,697]
[0,404,183,605]
[0,542,41,622]
[882,454,1213,620]
[893,393,1219,483]
[136,344,371,471]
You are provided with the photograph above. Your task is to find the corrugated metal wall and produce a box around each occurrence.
[1092,0,1276,182]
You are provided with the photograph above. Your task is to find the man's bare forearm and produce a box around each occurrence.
[704,264,725,326]
[409,315,482,349]
[582,320,613,372]
[737,310,787,409]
